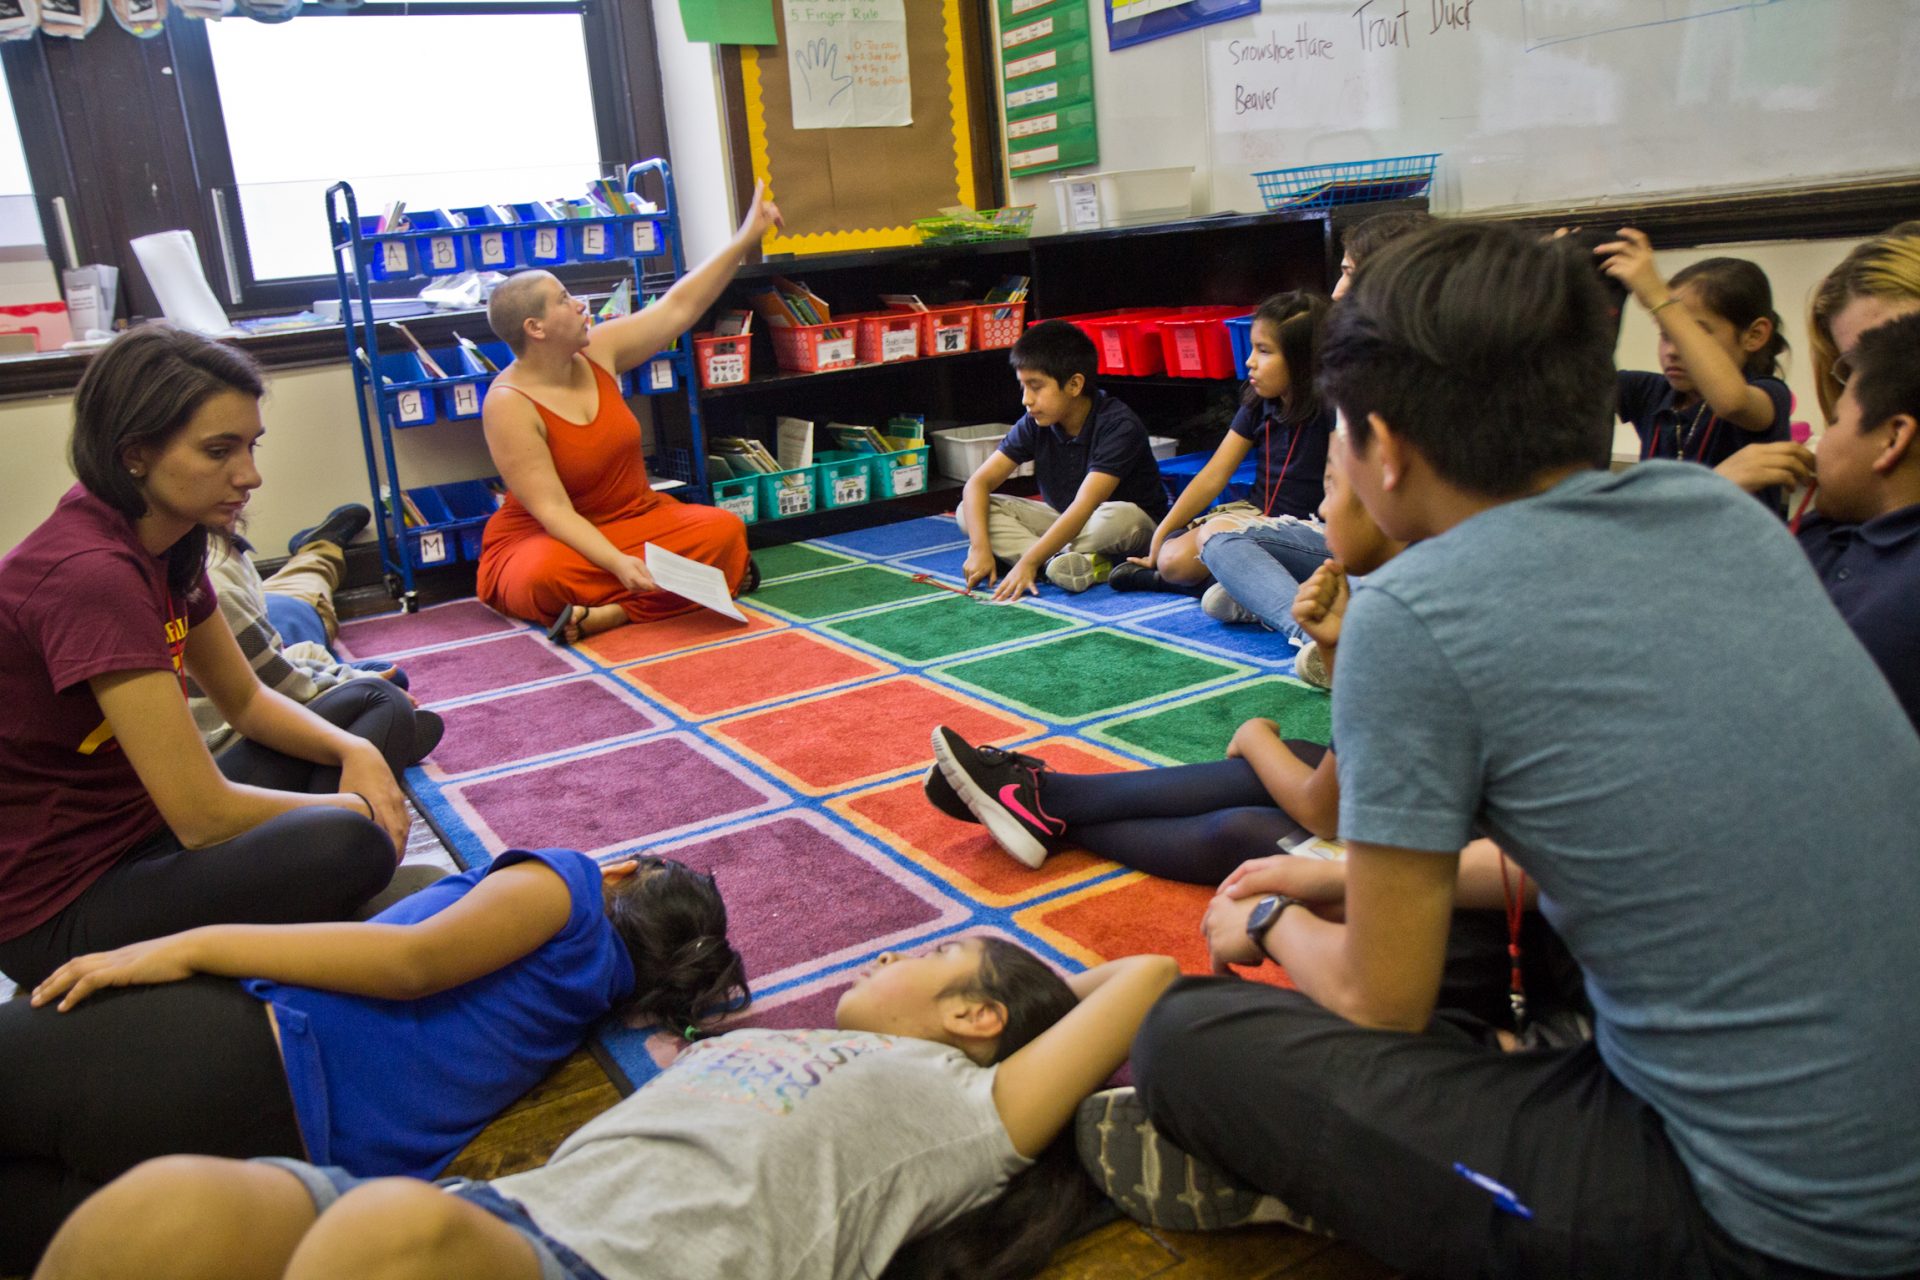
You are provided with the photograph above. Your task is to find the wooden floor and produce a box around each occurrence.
[447,1049,1403,1280]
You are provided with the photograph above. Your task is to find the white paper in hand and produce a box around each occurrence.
[644,543,747,623]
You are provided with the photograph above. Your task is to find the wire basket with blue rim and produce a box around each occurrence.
[1252,153,1440,212]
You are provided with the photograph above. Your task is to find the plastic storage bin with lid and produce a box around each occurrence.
[1048,167,1194,231]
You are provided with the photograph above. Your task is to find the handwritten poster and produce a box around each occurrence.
[785,0,911,129]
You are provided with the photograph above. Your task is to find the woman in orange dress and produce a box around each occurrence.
[477,184,780,644]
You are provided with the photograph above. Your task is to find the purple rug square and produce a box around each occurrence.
[447,733,783,858]
[648,810,967,988]
[337,600,519,658]
[422,678,669,778]
[403,634,584,704]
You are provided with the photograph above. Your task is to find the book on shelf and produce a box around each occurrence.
[885,414,927,448]
[745,276,840,337]
[444,209,469,229]
[381,485,427,528]
[593,178,634,216]
[713,309,754,337]
[389,322,447,378]
[376,200,408,234]
[488,204,521,225]
[454,332,499,372]
[983,275,1030,319]
[880,293,929,313]
[712,437,782,475]
[828,423,894,455]
[776,416,815,471]
[485,478,510,508]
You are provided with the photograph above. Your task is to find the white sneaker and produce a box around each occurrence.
[1294,640,1331,689]
[1044,551,1111,593]
[1201,582,1261,625]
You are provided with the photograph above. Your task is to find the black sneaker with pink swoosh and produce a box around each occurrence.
[928,726,1065,868]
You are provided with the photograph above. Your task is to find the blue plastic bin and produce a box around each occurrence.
[1252,153,1439,212]
[405,210,467,276]
[435,479,499,560]
[625,216,665,258]
[401,487,456,568]
[569,219,621,262]
[509,204,569,266]
[1224,313,1258,373]
[377,352,438,427]
[434,347,487,420]
[451,205,519,272]
[635,355,678,395]
[1158,450,1259,505]
[356,216,416,281]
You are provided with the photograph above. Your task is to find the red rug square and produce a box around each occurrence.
[707,677,1040,795]
[830,738,1142,906]
[577,605,782,665]
[422,677,669,778]
[445,733,783,858]
[616,631,892,720]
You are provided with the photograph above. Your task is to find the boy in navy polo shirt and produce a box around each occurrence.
[1796,310,1920,733]
[959,321,1168,600]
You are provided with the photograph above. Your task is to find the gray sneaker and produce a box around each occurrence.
[1201,582,1262,626]
[1294,640,1331,689]
[1044,551,1112,593]
[1074,1087,1326,1234]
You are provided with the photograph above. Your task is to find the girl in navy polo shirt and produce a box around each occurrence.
[1110,292,1335,618]
[0,846,746,1272]
[1600,230,1796,513]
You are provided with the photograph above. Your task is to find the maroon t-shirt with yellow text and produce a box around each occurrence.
[0,484,216,940]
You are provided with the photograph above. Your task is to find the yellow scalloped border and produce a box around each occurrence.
[743,0,976,256]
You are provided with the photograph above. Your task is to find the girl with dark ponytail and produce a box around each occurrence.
[38,941,1178,1280]
[1597,229,1800,513]
[2,846,746,1274]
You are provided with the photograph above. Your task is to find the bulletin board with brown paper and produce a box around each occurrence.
[730,0,1000,256]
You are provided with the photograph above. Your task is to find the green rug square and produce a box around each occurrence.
[932,630,1246,722]
[753,541,856,582]
[1088,677,1332,765]
[822,596,1078,664]
[747,565,948,620]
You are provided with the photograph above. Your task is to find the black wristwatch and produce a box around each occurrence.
[1246,894,1305,950]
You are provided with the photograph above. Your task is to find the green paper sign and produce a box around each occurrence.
[679,0,777,45]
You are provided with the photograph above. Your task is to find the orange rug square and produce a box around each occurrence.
[577,605,783,665]
[830,738,1144,906]
[616,630,892,719]
[1018,873,1294,987]
[709,676,1039,795]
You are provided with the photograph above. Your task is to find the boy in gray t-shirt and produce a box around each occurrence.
[1130,223,1920,1280]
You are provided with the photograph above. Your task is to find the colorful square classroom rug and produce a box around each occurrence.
[336,517,1329,1092]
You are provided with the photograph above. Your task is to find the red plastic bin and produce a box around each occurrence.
[889,304,975,358]
[971,300,1027,350]
[692,333,752,389]
[1157,306,1253,379]
[769,321,858,374]
[1064,308,1180,377]
[843,311,922,364]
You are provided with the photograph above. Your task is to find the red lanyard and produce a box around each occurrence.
[1789,479,1819,535]
[1644,404,1718,464]
[1261,415,1304,517]
[1499,852,1529,1033]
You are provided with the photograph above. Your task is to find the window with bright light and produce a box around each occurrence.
[0,62,45,251]
[204,12,602,282]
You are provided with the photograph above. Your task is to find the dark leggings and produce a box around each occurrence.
[0,679,417,989]
[1041,748,1325,884]
[0,976,303,1274]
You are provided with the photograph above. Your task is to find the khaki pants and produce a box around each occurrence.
[986,495,1157,563]
[262,540,345,643]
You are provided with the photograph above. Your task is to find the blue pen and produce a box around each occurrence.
[1452,1162,1534,1219]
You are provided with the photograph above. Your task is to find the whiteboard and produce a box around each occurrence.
[1008,0,1920,224]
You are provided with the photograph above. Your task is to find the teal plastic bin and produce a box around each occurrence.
[816,450,872,510]
[870,444,929,499]
[759,466,818,520]
[712,475,760,524]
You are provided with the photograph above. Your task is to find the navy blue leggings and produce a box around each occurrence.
[1040,753,1317,885]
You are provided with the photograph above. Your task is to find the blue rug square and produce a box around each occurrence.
[815,516,968,560]
[1124,602,1302,669]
